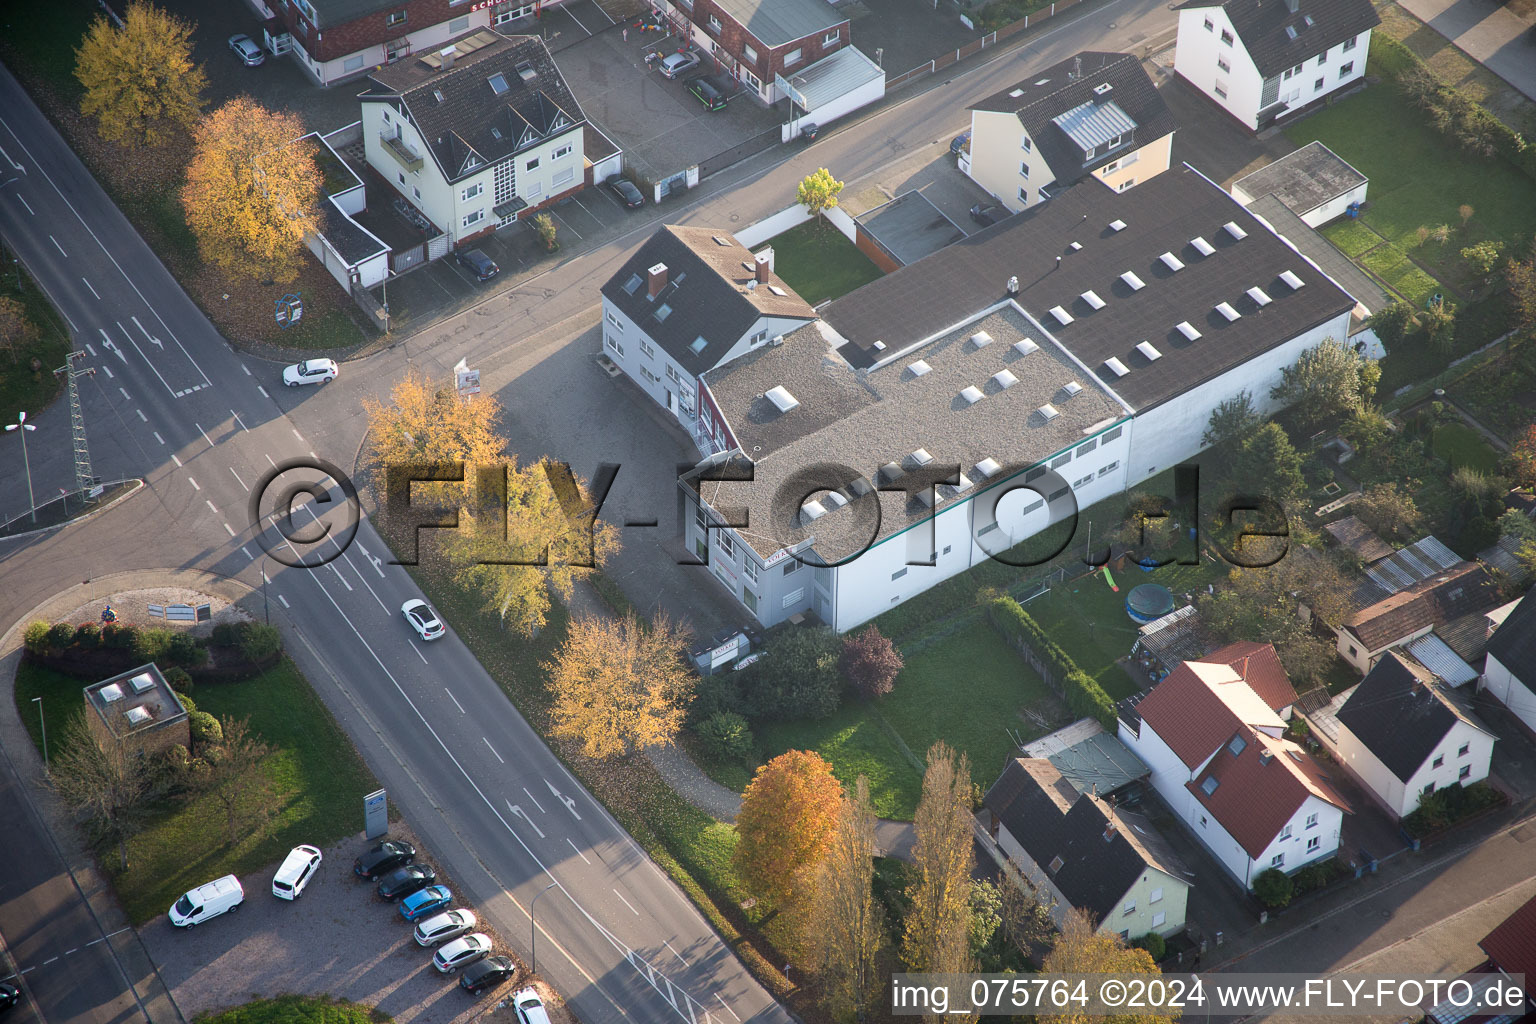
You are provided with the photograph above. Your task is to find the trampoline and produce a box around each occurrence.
[1125,583,1175,625]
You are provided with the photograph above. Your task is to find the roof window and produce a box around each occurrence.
[1109,218,1127,231]
[975,457,1003,478]
[765,385,799,412]
[908,360,932,377]
[1279,270,1305,290]
[1177,321,1201,341]
[1190,236,1216,256]
[1246,286,1272,306]
[1038,403,1060,421]
[1013,338,1039,356]
[1135,341,1162,361]
[1104,356,1129,377]
[1120,271,1145,290]
[1080,290,1106,310]
[970,330,994,348]
[1160,252,1185,272]
[1224,220,1249,240]
[960,385,985,405]
[488,73,509,95]
[1215,301,1241,321]
[1050,306,1074,326]
[1062,381,1083,398]
[992,369,1018,389]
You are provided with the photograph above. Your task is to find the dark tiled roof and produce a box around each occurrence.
[1481,893,1536,981]
[711,0,847,46]
[1245,196,1388,317]
[1343,563,1501,653]
[1204,641,1297,712]
[601,226,816,377]
[821,165,1355,413]
[365,33,586,185]
[970,51,1178,188]
[986,759,1190,921]
[305,0,396,27]
[1486,592,1536,674]
[1323,515,1394,563]
[1187,729,1350,858]
[1336,651,1486,782]
[1174,0,1380,78]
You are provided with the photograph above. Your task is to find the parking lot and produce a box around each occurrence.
[140,832,538,1024]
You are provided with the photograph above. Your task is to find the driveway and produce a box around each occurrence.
[1393,0,1536,102]
[1152,59,1297,188]
[838,146,998,237]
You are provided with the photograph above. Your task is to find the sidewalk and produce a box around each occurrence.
[1392,0,1536,102]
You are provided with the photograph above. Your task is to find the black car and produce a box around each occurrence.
[376,863,437,901]
[607,177,644,209]
[353,839,416,879]
[459,956,517,994]
[0,983,18,1013]
[684,75,729,111]
[969,203,1004,227]
[455,248,500,282]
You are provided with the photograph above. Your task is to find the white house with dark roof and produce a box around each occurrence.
[967,51,1178,212]
[359,31,587,244]
[1173,0,1379,131]
[1482,591,1536,739]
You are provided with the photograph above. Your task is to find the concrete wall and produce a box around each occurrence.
[1174,5,1264,129]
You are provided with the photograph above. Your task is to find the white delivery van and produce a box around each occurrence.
[169,875,244,927]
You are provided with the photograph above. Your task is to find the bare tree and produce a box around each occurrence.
[48,713,155,871]
[903,742,977,1024]
[805,776,886,1022]
[197,716,279,846]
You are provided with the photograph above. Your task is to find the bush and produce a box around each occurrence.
[840,625,903,699]
[689,670,745,726]
[163,666,194,693]
[101,623,137,649]
[211,622,241,647]
[238,622,282,663]
[187,710,222,748]
[1132,932,1167,961]
[695,711,754,761]
[986,597,1117,729]
[47,622,76,650]
[1253,867,1295,909]
[174,691,196,713]
[165,631,204,666]
[1403,781,1504,836]
[133,627,176,663]
[742,627,842,721]
[73,623,101,649]
[1291,862,1336,896]
[23,621,52,655]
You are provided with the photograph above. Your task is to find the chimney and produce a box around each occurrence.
[1103,822,1116,842]
[1260,750,1273,765]
[1285,0,1298,12]
[754,252,771,284]
[440,46,456,70]
[647,262,668,299]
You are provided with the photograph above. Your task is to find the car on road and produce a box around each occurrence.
[512,987,553,1024]
[272,844,322,900]
[607,177,645,209]
[228,34,266,66]
[377,863,437,901]
[432,933,492,973]
[401,599,445,640]
[353,839,415,879]
[399,885,453,921]
[169,875,244,927]
[282,358,338,387]
[969,203,1004,227]
[657,51,700,79]
[459,956,516,994]
[414,908,478,947]
[684,75,729,111]
[949,129,971,155]
[455,248,500,282]
[0,983,19,1012]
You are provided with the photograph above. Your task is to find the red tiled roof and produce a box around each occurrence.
[1187,731,1351,858]
[1206,641,1297,713]
[1134,662,1249,769]
[1480,893,1536,980]
[1344,563,1500,653]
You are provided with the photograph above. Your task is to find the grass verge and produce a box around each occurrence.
[0,261,73,422]
[194,995,391,1024]
[764,220,884,305]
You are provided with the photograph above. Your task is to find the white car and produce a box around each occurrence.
[272,844,322,900]
[432,933,492,973]
[169,875,244,927]
[282,358,338,387]
[414,908,478,947]
[512,988,553,1024]
[657,51,701,79]
[401,599,445,640]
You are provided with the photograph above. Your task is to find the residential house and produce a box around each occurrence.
[986,758,1192,938]
[84,664,190,756]
[1476,892,1536,1015]
[598,227,817,447]
[257,0,564,87]
[1482,590,1536,739]
[1118,656,1349,888]
[1328,651,1495,819]
[360,31,587,244]
[1335,561,1501,673]
[655,0,850,103]
[1172,0,1379,131]
[967,51,1178,213]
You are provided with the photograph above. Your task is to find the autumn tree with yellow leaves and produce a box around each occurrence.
[734,750,843,908]
[75,2,207,147]
[1040,910,1175,1024]
[181,97,320,284]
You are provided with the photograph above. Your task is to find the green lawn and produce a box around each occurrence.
[14,659,378,924]
[0,264,72,424]
[758,704,923,819]
[764,220,884,305]
[196,996,389,1024]
[0,4,94,99]
[1432,422,1502,472]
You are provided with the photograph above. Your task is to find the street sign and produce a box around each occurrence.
[455,357,481,399]
[364,788,388,839]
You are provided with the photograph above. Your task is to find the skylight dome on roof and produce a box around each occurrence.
[969,330,994,348]
[1050,306,1074,326]
[1120,271,1145,291]
[1013,338,1039,356]
[1038,403,1060,421]
[125,706,152,726]
[1081,290,1106,310]
[1190,236,1216,257]
[1062,381,1083,398]
[908,360,932,377]
[1215,301,1241,321]
[907,448,934,467]
[1104,356,1129,377]
[1246,286,1272,306]
[960,385,985,405]
[992,369,1018,389]
[1224,221,1249,240]
[100,683,124,702]
[1160,252,1185,272]
[765,385,799,412]
[949,472,974,494]
[130,672,155,694]
[975,457,1003,478]
[1136,341,1162,361]
[1010,87,1025,97]
[1110,219,1127,232]
[825,491,848,509]
[1279,270,1305,290]
[1177,321,1201,341]
[801,500,827,522]
[879,462,904,483]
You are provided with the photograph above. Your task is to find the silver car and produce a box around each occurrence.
[228,34,266,67]
[658,51,701,79]
[414,908,478,947]
[433,933,492,973]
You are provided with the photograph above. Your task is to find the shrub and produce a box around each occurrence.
[1132,933,1167,962]
[73,623,101,649]
[696,711,754,761]
[211,622,241,647]
[47,622,77,650]
[986,597,1117,729]
[101,623,137,649]
[23,621,52,655]
[239,622,283,663]
[1253,867,1295,909]
[742,627,842,721]
[1292,862,1336,896]
[174,690,197,713]
[133,627,176,663]
[187,710,222,748]
[688,670,745,726]
[165,631,206,667]
[840,625,903,699]
[1403,781,1503,836]
[163,666,194,693]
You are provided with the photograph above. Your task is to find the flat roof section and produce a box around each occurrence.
[855,191,965,267]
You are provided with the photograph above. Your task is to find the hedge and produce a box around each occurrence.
[985,597,1118,730]
[20,619,280,683]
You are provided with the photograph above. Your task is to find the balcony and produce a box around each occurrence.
[379,131,423,173]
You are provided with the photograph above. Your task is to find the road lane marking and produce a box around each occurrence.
[14,193,33,215]
[101,364,113,378]
[170,453,181,467]
[664,940,687,967]
[483,737,505,764]
[85,342,96,356]
[613,889,639,916]
[355,542,387,578]
[135,409,146,422]
[546,779,582,820]
[81,277,99,299]
[188,477,199,490]
[413,643,428,665]
[507,802,545,839]
[116,320,179,399]
[291,428,303,441]
[40,957,57,966]
[716,995,739,1021]
[230,467,248,491]
[524,787,546,814]
[205,500,218,514]
[98,329,125,362]
[49,235,66,257]
[0,140,22,172]
[326,561,354,592]
[118,386,130,400]
[130,315,163,350]
[152,431,163,444]
[232,410,250,433]
[242,545,252,559]
[196,422,213,446]
[265,453,278,469]
[567,838,591,865]
[445,688,464,714]
[242,364,251,376]
[257,385,269,398]
[278,594,289,608]
[223,522,236,537]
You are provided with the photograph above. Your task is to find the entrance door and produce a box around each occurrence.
[666,390,677,414]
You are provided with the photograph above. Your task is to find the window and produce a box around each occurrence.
[784,47,803,66]
[1314,77,1325,91]
[1423,782,1436,796]
[1102,426,1122,443]
[1098,461,1119,476]
[1150,888,1163,903]
[553,144,573,160]
[1432,755,1444,769]
[1048,486,1068,502]
[716,531,734,558]
[640,366,660,384]
[1347,644,1358,656]
[783,559,801,575]
[741,68,761,90]
[1021,135,1032,152]
[1339,62,1354,77]
[526,156,540,171]
[1152,911,1166,928]
[1017,187,1029,204]
[1021,499,1044,515]
[750,329,769,346]
[1117,179,1135,192]
[1203,16,1213,30]
[386,10,406,26]
[1228,734,1248,756]
[1220,28,1233,44]
[1119,930,1130,942]
[605,335,624,357]
[1279,824,1291,839]
[782,588,804,608]
[742,589,757,613]
[1306,836,1320,853]
[412,185,422,200]
[397,171,406,185]
[1201,776,1219,795]
[1020,162,1030,179]
[639,340,654,358]
[1318,53,1328,65]
[450,15,470,31]
[343,54,366,72]
[1122,901,1136,916]
[977,522,1000,536]
[1306,813,1318,829]
[462,209,485,228]
[942,545,952,555]
[1051,452,1072,468]
[605,312,622,330]
[1074,474,1093,488]
[1271,853,1285,867]
[743,43,757,62]
[1200,815,1208,827]
[1214,81,1228,99]
[1217,56,1230,72]
[707,14,721,31]
[822,29,840,46]
[1459,764,1472,780]
[383,109,392,124]
[743,558,758,583]
[1343,34,1357,51]
[1458,743,1470,757]
[1048,855,1064,873]
[891,568,907,581]
[461,183,483,201]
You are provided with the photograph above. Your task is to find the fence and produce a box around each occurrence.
[697,125,784,179]
[885,0,1087,91]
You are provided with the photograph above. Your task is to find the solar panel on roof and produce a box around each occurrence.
[1191,236,1215,256]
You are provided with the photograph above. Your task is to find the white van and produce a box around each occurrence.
[168,875,244,927]
[272,845,323,900]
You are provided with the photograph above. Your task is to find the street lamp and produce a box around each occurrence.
[6,410,38,523]
[530,880,558,975]
[32,696,46,768]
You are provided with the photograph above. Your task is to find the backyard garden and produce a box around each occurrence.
[763,221,884,306]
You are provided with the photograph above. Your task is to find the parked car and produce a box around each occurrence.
[969,203,1004,227]
[432,933,492,973]
[399,885,453,921]
[414,908,478,947]
[169,875,244,927]
[512,987,553,1024]
[607,177,645,209]
[459,956,517,994]
[0,983,20,1013]
[272,844,322,900]
[353,839,416,879]
[949,129,971,155]
[377,863,437,901]
[401,599,445,641]
[228,34,266,66]
[684,75,729,111]
[455,248,500,282]
[282,358,338,387]
[657,51,700,79]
